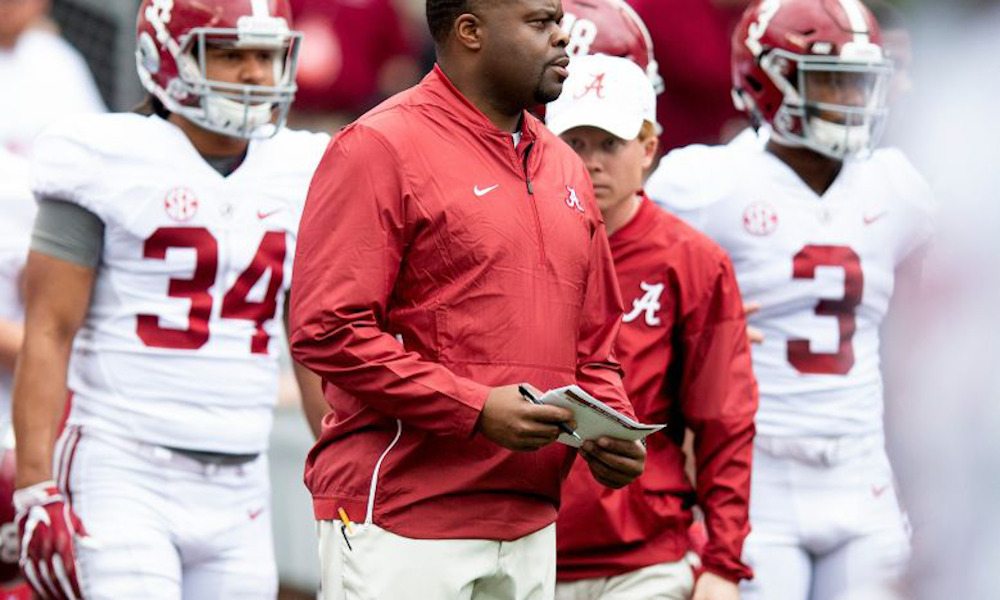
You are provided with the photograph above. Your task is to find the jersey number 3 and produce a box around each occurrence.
[788,245,863,375]
[136,227,286,354]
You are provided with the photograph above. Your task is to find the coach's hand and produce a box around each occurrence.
[692,571,740,600]
[580,437,646,488]
[478,385,574,452]
[744,302,763,345]
[15,481,90,600]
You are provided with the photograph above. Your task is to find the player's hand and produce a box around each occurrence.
[15,481,89,600]
[744,302,763,345]
[477,385,574,452]
[692,571,740,600]
[580,437,646,488]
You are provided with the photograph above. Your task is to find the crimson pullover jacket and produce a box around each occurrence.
[289,66,633,541]
[557,196,757,582]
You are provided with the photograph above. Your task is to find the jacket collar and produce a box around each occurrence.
[423,64,541,148]
[609,192,659,244]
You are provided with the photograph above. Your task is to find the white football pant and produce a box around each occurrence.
[57,427,277,600]
[318,520,555,600]
[555,557,695,600]
[740,434,910,600]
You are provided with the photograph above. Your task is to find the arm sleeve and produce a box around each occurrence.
[574,192,633,419]
[29,197,105,268]
[678,256,757,582]
[288,125,491,438]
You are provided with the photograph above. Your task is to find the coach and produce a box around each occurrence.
[289,0,646,598]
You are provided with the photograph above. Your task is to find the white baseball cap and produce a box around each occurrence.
[546,54,659,141]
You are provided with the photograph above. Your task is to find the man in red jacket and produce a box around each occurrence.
[546,54,757,600]
[289,1,646,598]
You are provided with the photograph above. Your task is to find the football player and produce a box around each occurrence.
[547,54,757,600]
[11,1,328,599]
[646,1,934,599]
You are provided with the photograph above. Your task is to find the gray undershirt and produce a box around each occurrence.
[30,197,105,268]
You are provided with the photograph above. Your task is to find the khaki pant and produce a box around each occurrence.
[555,559,695,600]
[318,520,556,600]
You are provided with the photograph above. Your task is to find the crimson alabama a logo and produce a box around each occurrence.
[574,72,607,99]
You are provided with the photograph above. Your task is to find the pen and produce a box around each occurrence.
[518,384,584,444]
[338,507,353,535]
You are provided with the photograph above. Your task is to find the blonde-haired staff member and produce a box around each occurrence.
[547,55,758,600]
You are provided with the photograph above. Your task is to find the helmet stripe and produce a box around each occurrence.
[838,0,871,44]
[251,0,271,17]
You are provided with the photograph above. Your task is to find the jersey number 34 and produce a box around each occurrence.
[136,227,286,354]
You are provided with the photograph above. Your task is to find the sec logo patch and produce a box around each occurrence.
[743,202,778,236]
[164,187,199,222]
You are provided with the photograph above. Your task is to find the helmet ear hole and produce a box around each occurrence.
[745,75,764,93]
[732,88,747,111]
[138,32,161,75]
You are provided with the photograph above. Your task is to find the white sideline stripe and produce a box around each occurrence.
[839,0,871,43]
[365,419,403,525]
[56,428,81,495]
[251,0,270,17]
[55,429,71,493]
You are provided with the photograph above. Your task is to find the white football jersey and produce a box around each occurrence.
[32,114,329,453]
[0,149,36,417]
[647,140,933,438]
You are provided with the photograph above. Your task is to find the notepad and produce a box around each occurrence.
[537,385,665,448]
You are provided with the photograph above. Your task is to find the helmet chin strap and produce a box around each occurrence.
[768,126,806,149]
[807,117,871,159]
[204,95,274,137]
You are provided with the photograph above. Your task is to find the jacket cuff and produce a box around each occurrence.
[698,556,753,583]
[452,378,493,438]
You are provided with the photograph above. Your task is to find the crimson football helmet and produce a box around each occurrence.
[560,0,664,94]
[135,0,303,139]
[731,0,894,159]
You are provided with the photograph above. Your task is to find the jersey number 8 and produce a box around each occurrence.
[561,12,599,57]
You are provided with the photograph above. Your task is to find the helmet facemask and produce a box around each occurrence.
[762,45,893,160]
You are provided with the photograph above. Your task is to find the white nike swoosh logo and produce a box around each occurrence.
[474,185,500,197]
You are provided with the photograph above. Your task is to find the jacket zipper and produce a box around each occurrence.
[521,143,547,263]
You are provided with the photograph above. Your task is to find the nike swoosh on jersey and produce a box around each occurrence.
[473,185,500,197]
[863,212,888,225]
[257,208,283,220]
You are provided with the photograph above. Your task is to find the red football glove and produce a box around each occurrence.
[13,481,88,600]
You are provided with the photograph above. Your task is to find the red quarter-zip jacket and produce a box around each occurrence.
[289,65,633,541]
[557,196,757,582]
